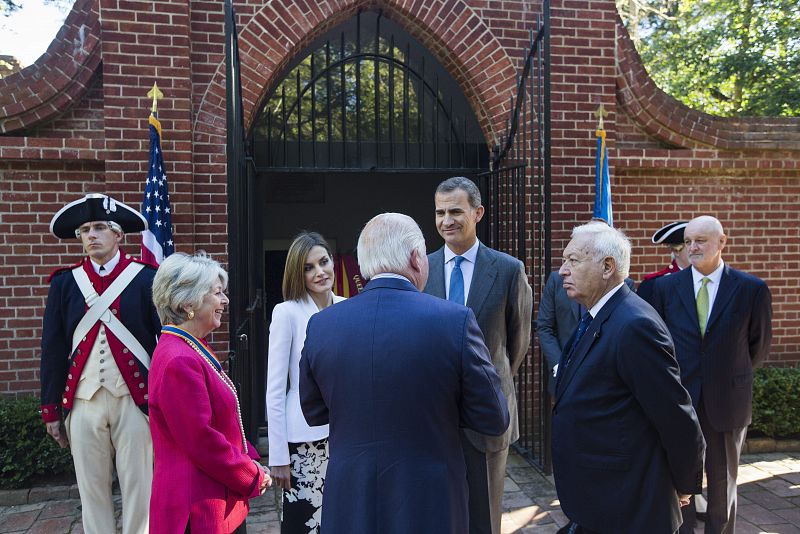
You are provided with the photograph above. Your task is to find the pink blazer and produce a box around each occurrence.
[149,334,263,534]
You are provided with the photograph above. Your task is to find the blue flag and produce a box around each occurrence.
[140,114,174,265]
[593,129,613,226]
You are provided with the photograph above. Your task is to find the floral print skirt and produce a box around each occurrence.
[281,438,328,534]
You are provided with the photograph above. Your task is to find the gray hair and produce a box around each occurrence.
[74,220,123,238]
[151,251,229,325]
[357,213,426,279]
[435,177,482,208]
[571,222,631,278]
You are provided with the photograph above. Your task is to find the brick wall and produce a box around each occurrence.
[0,0,797,398]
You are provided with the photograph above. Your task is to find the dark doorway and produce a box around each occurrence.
[248,9,489,430]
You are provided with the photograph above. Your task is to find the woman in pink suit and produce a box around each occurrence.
[149,252,271,533]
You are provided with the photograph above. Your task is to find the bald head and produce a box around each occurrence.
[684,215,726,275]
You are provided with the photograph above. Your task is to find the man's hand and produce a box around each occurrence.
[46,421,69,448]
[271,464,292,491]
[678,493,692,507]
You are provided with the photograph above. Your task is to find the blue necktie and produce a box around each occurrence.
[448,256,465,305]
[564,312,593,370]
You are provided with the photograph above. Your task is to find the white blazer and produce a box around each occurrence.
[266,292,345,466]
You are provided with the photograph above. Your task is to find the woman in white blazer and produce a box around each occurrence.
[266,232,345,534]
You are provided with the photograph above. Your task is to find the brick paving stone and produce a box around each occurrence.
[25,516,74,534]
[37,500,81,520]
[776,508,800,525]
[504,476,520,492]
[245,520,280,534]
[767,524,800,534]
[0,510,39,533]
[781,472,800,485]
[502,491,535,509]
[760,478,800,498]
[740,487,795,510]
[738,502,787,525]
[27,487,71,504]
[731,518,769,534]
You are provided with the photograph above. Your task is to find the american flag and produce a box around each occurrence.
[140,114,174,265]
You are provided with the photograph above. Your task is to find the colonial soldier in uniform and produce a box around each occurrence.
[40,194,161,534]
[637,221,690,302]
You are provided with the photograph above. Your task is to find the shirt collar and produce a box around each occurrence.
[444,239,480,264]
[91,250,120,276]
[588,282,625,318]
[691,260,725,286]
[371,273,412,283]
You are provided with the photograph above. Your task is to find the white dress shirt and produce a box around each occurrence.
[691,261,725,324]
[444,240,480,302]
[91,250,120,276]
[589,282,626,318]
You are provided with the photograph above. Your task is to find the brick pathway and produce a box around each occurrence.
[1,452,798,533]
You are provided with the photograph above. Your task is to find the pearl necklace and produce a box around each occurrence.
[161,325,248,453]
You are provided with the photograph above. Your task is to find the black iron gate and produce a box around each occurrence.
[477,0,551,473]
[226,0,266,443]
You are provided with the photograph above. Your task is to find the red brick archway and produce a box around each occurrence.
[192,0,520,158]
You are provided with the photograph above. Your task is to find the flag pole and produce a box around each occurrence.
[592,104,613,226]
[140,81,174,265]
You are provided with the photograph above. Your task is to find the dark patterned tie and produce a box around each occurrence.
[563,312,593,370]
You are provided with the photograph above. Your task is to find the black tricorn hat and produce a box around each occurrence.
[651,221,688,245]
[50,194,148,239]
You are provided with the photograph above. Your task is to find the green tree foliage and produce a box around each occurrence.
[618,0,800,117]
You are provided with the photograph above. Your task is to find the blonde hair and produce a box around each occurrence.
[152,251,228,325]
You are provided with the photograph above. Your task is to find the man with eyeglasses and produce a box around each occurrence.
[636,221,690,303]
[40,194,161,534]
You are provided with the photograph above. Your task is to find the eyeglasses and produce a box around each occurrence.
[669,244,685,253]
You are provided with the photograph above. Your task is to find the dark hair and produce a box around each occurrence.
[282,231,334,301]
[435,176,482,208]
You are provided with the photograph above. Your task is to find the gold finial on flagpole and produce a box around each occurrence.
[594,103,609,132]
[147,82,164,114]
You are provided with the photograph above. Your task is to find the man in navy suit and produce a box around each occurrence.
[645,216,772,534]
[552,222,704,533]
[300,213,510,534]
[424,177,532,534]
[538,270,635,395]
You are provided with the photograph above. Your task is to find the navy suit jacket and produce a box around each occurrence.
[424,243,532,452]
[645,265,772,431]
[300,277,509,534]
[537,271,634,393]
[552,285,704,533]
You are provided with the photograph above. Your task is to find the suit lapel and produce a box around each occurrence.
[426,248,446,298]
[555,285,629,403]
[466,244,498,318]
[706,265,738,332]
[675,269,699,326]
